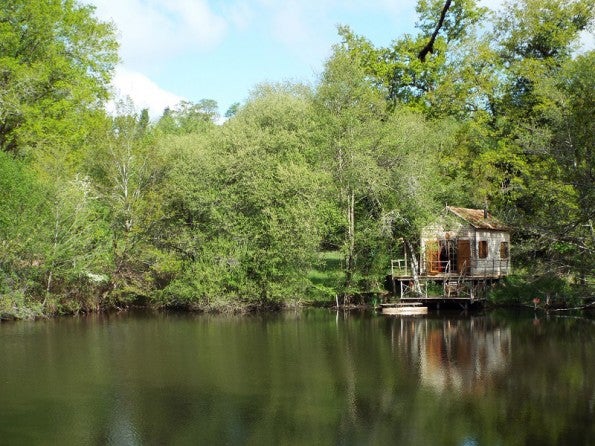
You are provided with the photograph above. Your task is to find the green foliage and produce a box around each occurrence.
[494,0,594,61]
[141,85,330,307]
[314,45,461,297]
[0,0,119,158]
[2,0,594,316]
[338,0,488,111]
[307,251,344,301]
[416,0,487,43]
[0,151,49,297]
[155,100,219,135]
[475,1,595,283]
[0,151,112,314]
[489,272,589,306]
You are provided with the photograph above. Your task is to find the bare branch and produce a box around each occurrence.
[418,0,452,62]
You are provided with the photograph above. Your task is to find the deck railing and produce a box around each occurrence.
[392,258,511,278]
[427,260,451,274]
[468,258,511,276]
[391,259,408,277]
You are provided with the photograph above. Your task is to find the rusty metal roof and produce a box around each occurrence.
[446,206,509,231]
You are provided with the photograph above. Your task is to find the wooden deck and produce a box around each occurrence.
[387,273,500,304]
[380,302,428,315]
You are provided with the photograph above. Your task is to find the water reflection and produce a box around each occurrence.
[388,316,511,394]
[0,310,592,445]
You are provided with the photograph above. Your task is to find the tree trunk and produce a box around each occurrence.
[405,240,423,295]
[344,190,356,301]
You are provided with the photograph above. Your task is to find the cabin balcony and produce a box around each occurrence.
[388,258,511,303]
[391,259,511,281]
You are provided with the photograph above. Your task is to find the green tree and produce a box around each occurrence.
[0,0,119,161]
[148,83,329,307]
[0,151,111,316]
[314,45,459,297]
[0,151,49,316]
[473,0,594,292]
[314,47,387,295]
[85,104,166,300]
[224,102,241,118]
[337,0,487,111]
[156,99,219,135]
[40,175,111,311]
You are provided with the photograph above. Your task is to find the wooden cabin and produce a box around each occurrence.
[389,206,511,303]
[420,206,511,278]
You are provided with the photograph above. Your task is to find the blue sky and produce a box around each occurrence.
[88,0,424,118]
[85,1,519,119]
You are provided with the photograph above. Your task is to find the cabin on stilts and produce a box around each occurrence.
[389,206,511,306]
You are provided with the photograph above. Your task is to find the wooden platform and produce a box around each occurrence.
[380,302,428,316]
[387,273,498,304]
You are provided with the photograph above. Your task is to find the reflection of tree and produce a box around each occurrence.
[1,311,592,445]
[393,316,512,394]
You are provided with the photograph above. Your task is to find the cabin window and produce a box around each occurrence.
[478,241,488,258]
[500,242,509,259]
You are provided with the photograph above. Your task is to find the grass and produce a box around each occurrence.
[307,251,344,302]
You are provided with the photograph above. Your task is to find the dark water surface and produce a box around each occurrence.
[0,309,593,445]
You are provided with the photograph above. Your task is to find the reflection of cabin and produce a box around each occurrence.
[392,316,511,393]
[389,206,511,303]
[421,206,511,278]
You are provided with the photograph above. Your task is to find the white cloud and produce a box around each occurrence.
[478,0,506,11]
[90,0,227,67]
[222,1,254,30]
[578,30,595,53]
[108,67,185,119]
[271,2,311,45]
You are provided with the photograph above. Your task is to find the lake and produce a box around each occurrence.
[0,309,593,445]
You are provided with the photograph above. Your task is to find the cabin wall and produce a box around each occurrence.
[420,223,475,275]
[419,226,511,277]
[471,230,511,276]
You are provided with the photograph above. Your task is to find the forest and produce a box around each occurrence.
[0,0,593,318]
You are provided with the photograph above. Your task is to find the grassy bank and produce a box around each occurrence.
[307,251,344,304]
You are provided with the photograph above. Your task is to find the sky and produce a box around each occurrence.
[89,0,427,119]
[84,0,589,120]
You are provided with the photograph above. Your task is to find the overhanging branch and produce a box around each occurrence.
[418,0,452,62]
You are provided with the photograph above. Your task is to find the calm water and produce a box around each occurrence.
[0,309,593,445]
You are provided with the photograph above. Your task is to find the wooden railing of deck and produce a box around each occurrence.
[392,258,511,278]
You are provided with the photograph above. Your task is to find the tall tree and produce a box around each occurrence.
[314,45,459,296]
[149,83,329,306]
[338,0,488,112]
[86,103,166,299]
[155,100,219,135]
[315,48,387,295]
[0,0,119,161]
[475,0,594,285]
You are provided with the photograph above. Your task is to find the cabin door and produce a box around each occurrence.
[426,241,440,274]
[457,239,471,274]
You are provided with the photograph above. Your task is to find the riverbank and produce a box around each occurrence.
[2,289,593,322]
[2,259,592,321]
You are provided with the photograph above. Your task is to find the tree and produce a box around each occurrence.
[155,100,220,135]
[0,0,119,160]
[85,103,166,299]
[40,175,111,310]
[494,0,593,62]
[473,0,594,289]
[542,52,595,282]
[314,44,462,297]
[224,102,241,118]
[338,0,488,112]
[314,47,388,295]
[147,83,330,306]
[0,151,49,311]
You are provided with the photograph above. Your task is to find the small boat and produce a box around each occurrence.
[380,302,428,315]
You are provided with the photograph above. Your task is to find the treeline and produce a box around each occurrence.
[1,0,593,318]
